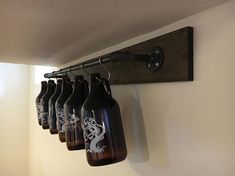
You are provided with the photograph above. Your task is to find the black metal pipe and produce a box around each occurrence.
[44,47,163,78]
[44,52,150,78]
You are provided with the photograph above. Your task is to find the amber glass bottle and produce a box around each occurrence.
[35,81,47,126]
[64,75,88,150]
[55,77,73,142]
[40,80,56,129]
[48,79,62,134]
[81,73,127,166]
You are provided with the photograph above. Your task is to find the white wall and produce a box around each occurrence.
[28,1,235,176]
[0,63,29,176]
[28,66,56,176]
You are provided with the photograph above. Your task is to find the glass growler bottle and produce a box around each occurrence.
[55,77,73,142]
[64,75,88,150]
[48,79,62,134]
[40,80,56,129]
[35,81,47,125]
[81,73,127,166]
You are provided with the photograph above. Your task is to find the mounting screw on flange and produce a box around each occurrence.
[147,46,164,72]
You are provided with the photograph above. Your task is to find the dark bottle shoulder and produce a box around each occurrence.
[35,97,40,103]
[56,90,72,104]
[41,91,54,102]
[66,96,84,107]
[56,96,68,105]
[50,92,61,102]
[82,95,118,111]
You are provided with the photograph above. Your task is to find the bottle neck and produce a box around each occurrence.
[73,79,81,92]
[74,80,88,98]
[41,84,48,94]
[47,82,55,93]
[89,77,107,98]
[61,80,73,97]
[49,83,61,103]
[54,83,62,94]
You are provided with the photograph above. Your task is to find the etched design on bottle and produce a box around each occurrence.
[40,104,48,123]
[68,109,80,126]
[83,118,106,153]
[57,108,65,133]
[36,104,41,118]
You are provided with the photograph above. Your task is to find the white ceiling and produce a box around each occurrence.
[0,0,229,66]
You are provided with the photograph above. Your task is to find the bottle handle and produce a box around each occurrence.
[101,78,112,96]
[82,80,89,98]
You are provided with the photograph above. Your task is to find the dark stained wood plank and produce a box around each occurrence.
[68,27,193,84]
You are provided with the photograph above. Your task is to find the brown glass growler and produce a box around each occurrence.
[55,77,73,142]
[35,81,47,126]
[40,80,56,129]
[81,73,127,166]
[48,79,62,134]
[64,75,88,150]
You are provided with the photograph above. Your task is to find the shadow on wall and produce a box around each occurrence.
[113,85,169,174]
[121,89,149,163]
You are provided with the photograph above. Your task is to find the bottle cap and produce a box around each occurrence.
[41,81,47,85]
[48,80,55,84]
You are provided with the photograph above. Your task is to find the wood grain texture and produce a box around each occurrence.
[68,27,193,85]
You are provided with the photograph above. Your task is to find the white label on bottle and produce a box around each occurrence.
[83,118,106,153]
